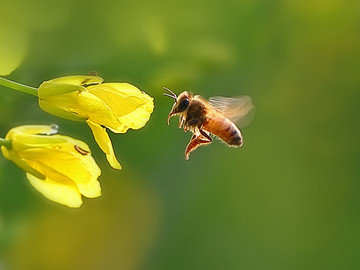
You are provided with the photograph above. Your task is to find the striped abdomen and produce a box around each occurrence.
[203,113,243,147]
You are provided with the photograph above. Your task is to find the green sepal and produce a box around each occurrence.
[38,76,103,98]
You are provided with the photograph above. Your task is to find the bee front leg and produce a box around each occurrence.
[185,129,212,160]
[179,115,185,129]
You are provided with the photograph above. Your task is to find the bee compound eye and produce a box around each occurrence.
[177,99,189,112]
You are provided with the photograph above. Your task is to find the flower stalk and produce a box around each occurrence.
[0,77,38,97]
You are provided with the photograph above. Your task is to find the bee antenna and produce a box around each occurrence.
[163,87,177,100]
[163,93,177,100]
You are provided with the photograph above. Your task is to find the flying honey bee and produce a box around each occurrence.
[164,87,255,160]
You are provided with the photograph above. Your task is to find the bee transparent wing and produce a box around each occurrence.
[209,96,255,128]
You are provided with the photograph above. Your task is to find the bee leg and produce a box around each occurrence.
[199,129,212,141]
[183,123,189,132]
[185,130,212,160]
[179,116,185,129]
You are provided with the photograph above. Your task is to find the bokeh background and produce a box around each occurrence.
[1,0,360,269]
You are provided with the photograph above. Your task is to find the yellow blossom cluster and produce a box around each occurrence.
[1,75,154,207]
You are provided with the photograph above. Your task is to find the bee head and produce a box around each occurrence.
[173,91,191,113]
[163,88,192,125]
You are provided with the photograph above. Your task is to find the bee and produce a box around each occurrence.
[164,87,254,160]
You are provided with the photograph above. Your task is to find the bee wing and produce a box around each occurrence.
[209,96,255,128]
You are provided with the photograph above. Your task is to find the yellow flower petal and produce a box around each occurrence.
[88,83,148,117]
[39,99,88,122]
[1,146,45,180]
[20,144,102,198]
[87,83,154,132]
[87,121,122,170]
[26,173,83,208]
[39,91,90,122]
[76,91,120,128]
[116,101,154,131]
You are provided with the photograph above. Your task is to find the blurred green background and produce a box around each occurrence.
[1,0,360,269]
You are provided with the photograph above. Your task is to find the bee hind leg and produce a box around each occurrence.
[185,129,212,160]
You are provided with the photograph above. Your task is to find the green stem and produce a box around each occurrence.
[0,77,38,97]
[0,138,12,149]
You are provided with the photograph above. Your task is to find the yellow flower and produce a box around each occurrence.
[1,125,101,208]
[38,75,154,170]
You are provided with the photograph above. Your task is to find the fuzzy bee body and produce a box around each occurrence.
[164,88,253,160]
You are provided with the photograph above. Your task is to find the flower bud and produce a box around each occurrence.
[38,75,154,169]
[1,125,101,208]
